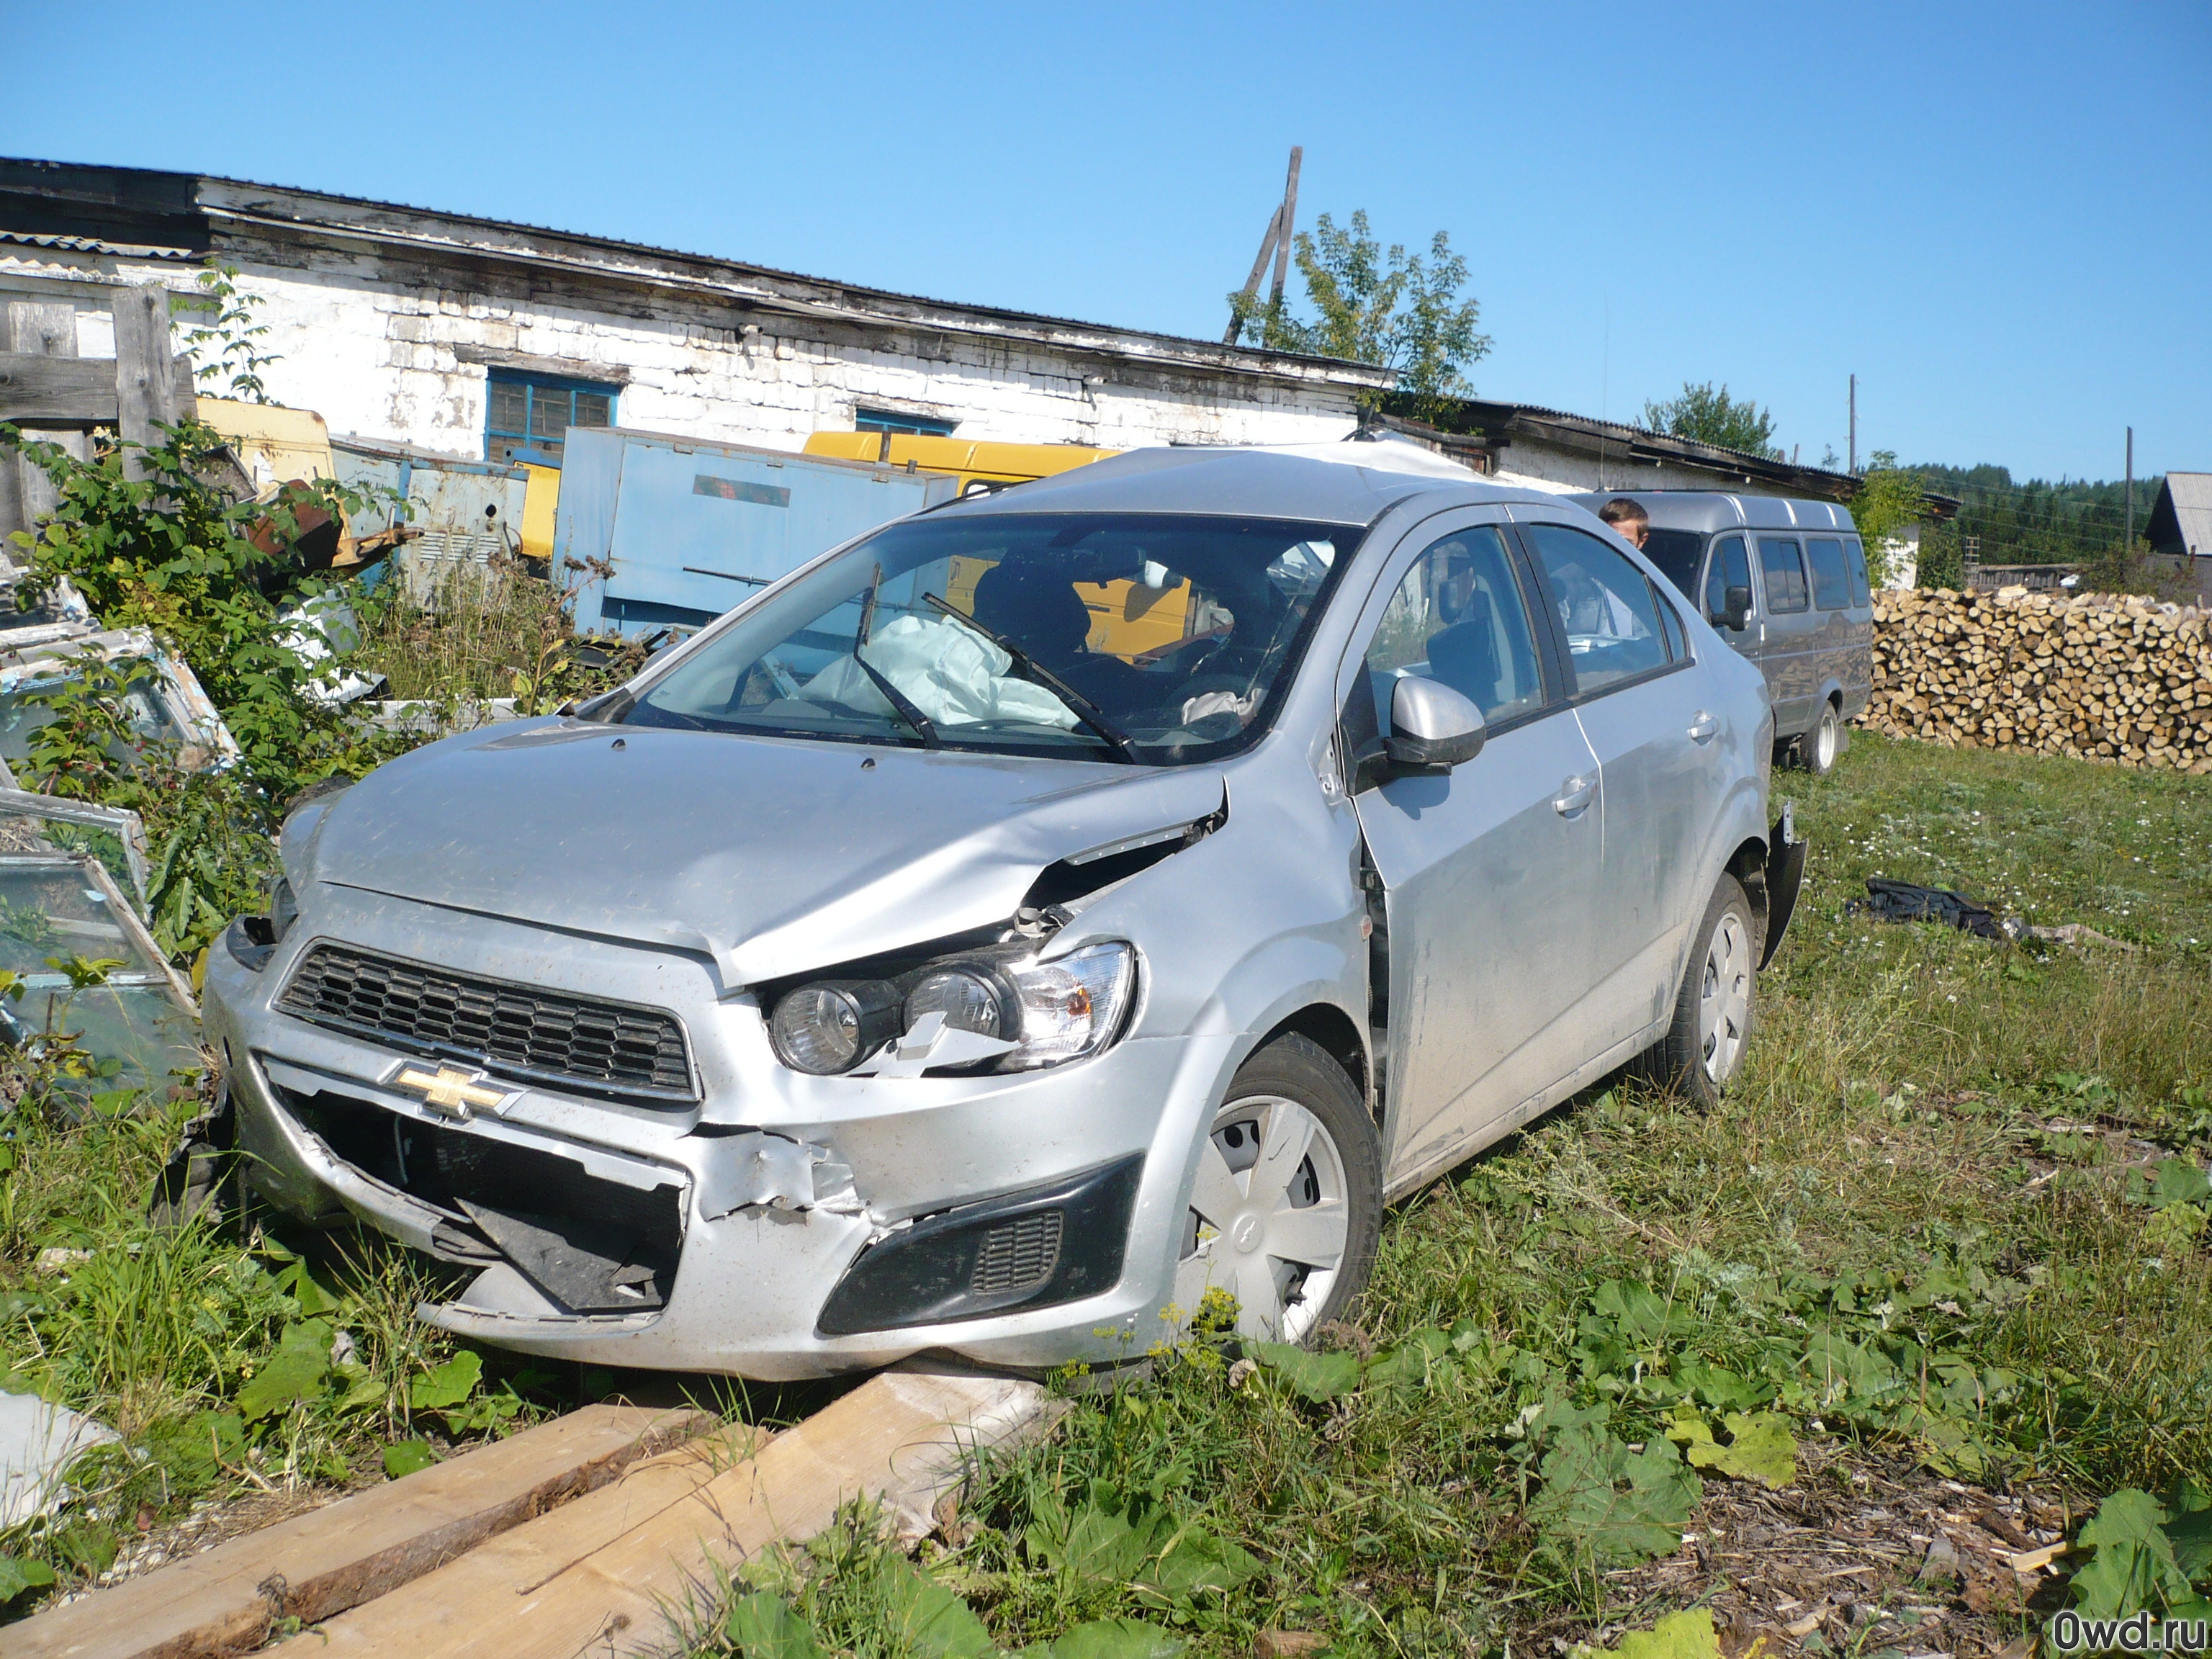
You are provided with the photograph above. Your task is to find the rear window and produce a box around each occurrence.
[1842,536,1872,606]
[1806,538,1853,610]
[1639,529,1704,601]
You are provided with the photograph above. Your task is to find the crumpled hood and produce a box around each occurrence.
[308,719,1226,986]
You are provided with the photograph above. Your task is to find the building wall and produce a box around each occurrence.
[2,241,1366,462]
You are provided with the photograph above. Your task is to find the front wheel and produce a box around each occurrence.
[1644,874,1758,1107]
[1171,1034,1382,1346]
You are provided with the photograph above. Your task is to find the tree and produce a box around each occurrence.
[1847,451,1929,588]
[1228,210,1490,420]
[1642,382,1781,459]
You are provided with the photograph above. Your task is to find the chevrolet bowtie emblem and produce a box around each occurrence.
[390,1064,510,1120]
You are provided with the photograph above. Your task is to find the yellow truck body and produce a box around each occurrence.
[800,432,1192,660]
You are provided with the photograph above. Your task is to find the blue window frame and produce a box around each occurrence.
[853,407,956,439]
[486,369,617,464]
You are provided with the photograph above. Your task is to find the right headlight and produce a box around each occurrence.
[766,940,1137,1076]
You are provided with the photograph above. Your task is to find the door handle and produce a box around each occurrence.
[1688,711,1719,743]
[1552,775,1596,817]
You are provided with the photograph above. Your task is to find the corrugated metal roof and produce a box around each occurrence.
[0,228,194,260]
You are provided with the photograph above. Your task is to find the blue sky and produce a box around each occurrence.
[5,1,2205,482]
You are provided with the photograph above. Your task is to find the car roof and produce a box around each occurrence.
[940,439,1552,527]
[1567,490,1858,534]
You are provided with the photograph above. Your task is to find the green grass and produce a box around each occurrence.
[679,733,2212,1658]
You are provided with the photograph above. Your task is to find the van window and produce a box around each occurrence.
[1842,536,1872,606]
[1758,538,1809,613]
[1640,529,1704,601]
[1704,536,1752,624]
[1806,538,1853,610]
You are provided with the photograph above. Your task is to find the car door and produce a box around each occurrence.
[1700,531,1759,668]
[1339,512,1603,1187]
[1518,516,1725,1051]
[1755,535,1817,733]
[1804,534,1856,706]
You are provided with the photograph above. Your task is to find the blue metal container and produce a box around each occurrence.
[555,430,960,637]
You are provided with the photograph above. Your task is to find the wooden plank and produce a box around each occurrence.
[0,1403,716,1659]
[4,304,91,545]
[110,285,181,481]
[0,356,115,426]
[310,1368,1049,1659]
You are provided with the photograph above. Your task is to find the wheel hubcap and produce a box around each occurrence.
[1698,911,1751,1084]
[1817,714,1837,768]
[1172,1094,1349,1344]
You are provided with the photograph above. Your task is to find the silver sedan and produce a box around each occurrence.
[203,442,1802,1379]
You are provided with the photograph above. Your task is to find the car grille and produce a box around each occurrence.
[969,1210,1063,1295]
[276,942,696,1102]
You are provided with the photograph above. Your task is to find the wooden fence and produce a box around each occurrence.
[0,282,195,547]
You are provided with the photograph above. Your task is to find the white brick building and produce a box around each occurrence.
[1,159,1388,467]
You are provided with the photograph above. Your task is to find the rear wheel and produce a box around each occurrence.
[1644,874,1758,1107]
[1797,699,1841,776]
[1171,1034,1381,1345]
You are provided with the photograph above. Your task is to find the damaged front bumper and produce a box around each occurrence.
[202,891,1225,1380]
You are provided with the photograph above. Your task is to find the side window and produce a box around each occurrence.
[1653,583,1685,661]
[1522,523,1671,693]
[1758,537,1809,613]
[1364,526,1546,728]
[1806,538,1853,610]
[1842,536,1872,606]
[1704,535,1752,624]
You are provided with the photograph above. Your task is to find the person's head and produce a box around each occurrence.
[1598,498,1650,549]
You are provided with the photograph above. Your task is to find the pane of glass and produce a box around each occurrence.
[529,387,570,444]
[1653,585,1683,660]
[572,390,611,428]
[1523,523,1669,693]
[1758,538,1809,612]
[626,513,1355,764]
[1705,536,1750,622]
[1806,538,1852,610]
[1364,526,1545,726]
[1842,536,1872,606]
[1640,529,1704,600]
[487,379,528,436]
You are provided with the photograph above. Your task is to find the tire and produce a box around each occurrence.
[1645,874,1758,1108]
[1797,699,1841,776]
[1170,1033,1382,1346]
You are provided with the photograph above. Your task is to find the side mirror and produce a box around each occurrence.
[1719,584,1752,631]
[1384,677,1486,771]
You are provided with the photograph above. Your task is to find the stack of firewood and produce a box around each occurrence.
[1862,586,2212,773]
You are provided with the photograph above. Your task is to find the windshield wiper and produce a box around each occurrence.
[921,593,1138,763]
[849,649,941,748]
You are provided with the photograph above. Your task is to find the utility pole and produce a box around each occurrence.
[2125,426,2135,549]
[1848,374,1857,474]
[1224,147,1303,346]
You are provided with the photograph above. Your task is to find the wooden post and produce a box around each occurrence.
[110,283,184,484]
[2,302,90,555]
[1223,204,1281,346]
[1268,145,1303,309]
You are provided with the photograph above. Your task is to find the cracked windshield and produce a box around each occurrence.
[621,512,1352,762]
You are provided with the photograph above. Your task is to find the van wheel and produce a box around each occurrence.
[1645,875,1757,1107]
[1170,1034,1381,1346]
[1797,701,1841,776]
